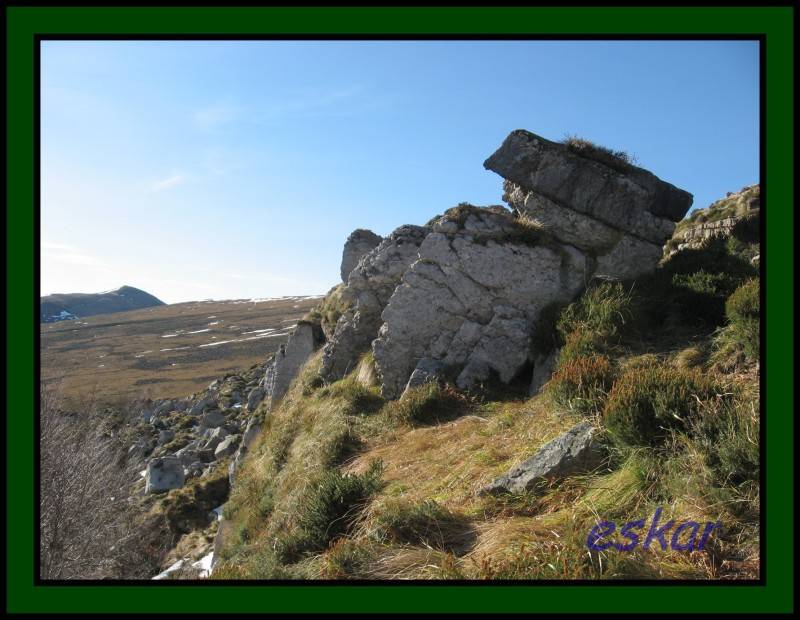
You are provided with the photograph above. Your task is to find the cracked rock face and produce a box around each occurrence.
[317,130,694,399]
[373,206,588,399]
[485,130,693,280]
[320,224,429,382]
[340,229,383,282]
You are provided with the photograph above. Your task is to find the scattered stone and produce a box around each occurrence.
[480,422,604,495]
[190,395,217,416]
[246,387,265,412]
[157,429,175,446]
[202,427,227,452]
[184,461,204,480]
[214,435,240,459]
[175,447,215,467]
[145,456,185,494]
[200,409,226,428]
[128,438,154,460]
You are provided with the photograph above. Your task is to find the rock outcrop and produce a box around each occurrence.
[314,130,694,399]
[665,184,759,256]
[480,421,604,495]
[265,321,324,406]
[485,130,693,280]
[320,224,429,382]
[373,206,587,398]
[340,229,383,282]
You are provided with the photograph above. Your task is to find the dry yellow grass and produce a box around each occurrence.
[40,296,320,403]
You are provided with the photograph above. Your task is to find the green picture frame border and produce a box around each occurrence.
[6,4,794,614]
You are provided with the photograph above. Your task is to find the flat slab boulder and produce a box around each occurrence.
[145,456,185,494]
[484,129,693,230]
[480,421,604,495]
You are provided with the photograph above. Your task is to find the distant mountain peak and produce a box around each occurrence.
[40,286,165,323]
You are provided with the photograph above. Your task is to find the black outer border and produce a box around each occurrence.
[33,32,767,587]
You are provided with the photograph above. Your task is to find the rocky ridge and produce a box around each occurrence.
[130,129,699,578]
[665,184,760,256]
[319,129,693,399]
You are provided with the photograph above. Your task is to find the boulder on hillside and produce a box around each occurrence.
[214,435,240,459]
[485,130,693,280]
[145,456,185,494]
[480,421,604,495]
[340,229,383,282]
[200,409,226,428]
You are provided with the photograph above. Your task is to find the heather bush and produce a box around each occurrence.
[603,365,727,446]
[547,355,616,416]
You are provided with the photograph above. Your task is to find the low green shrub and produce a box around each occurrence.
[371,499,466,550]
[731,214,760,245]
[603,365,727,446]
[323,377,384,416]
[291,460,383,557]
[633,235,757,330]
[557,280,634,346]
[692,397,759,487]
[385,383,469,427]
[725,279,760,361]
[323,538,378,578]
[547,355,616,416]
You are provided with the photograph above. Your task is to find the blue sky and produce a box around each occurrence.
[41,40,759,304]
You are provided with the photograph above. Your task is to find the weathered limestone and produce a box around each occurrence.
[316,130,694,399]
[320,224,430,382]
[484,129,693,226]
[145,456,185,494]
[340,229,383,282]
[373,206,587,399]
[480,421,604,495]
[485,130,693,279]
[268,321,323,405]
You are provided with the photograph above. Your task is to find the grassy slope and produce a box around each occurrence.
[214,235,760,581]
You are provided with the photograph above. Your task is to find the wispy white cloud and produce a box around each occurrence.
[41,240,111,271]
[150,173,186,193]
[258,85,367,121]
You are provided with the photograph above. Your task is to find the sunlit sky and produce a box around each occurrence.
[41,40,759,304]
